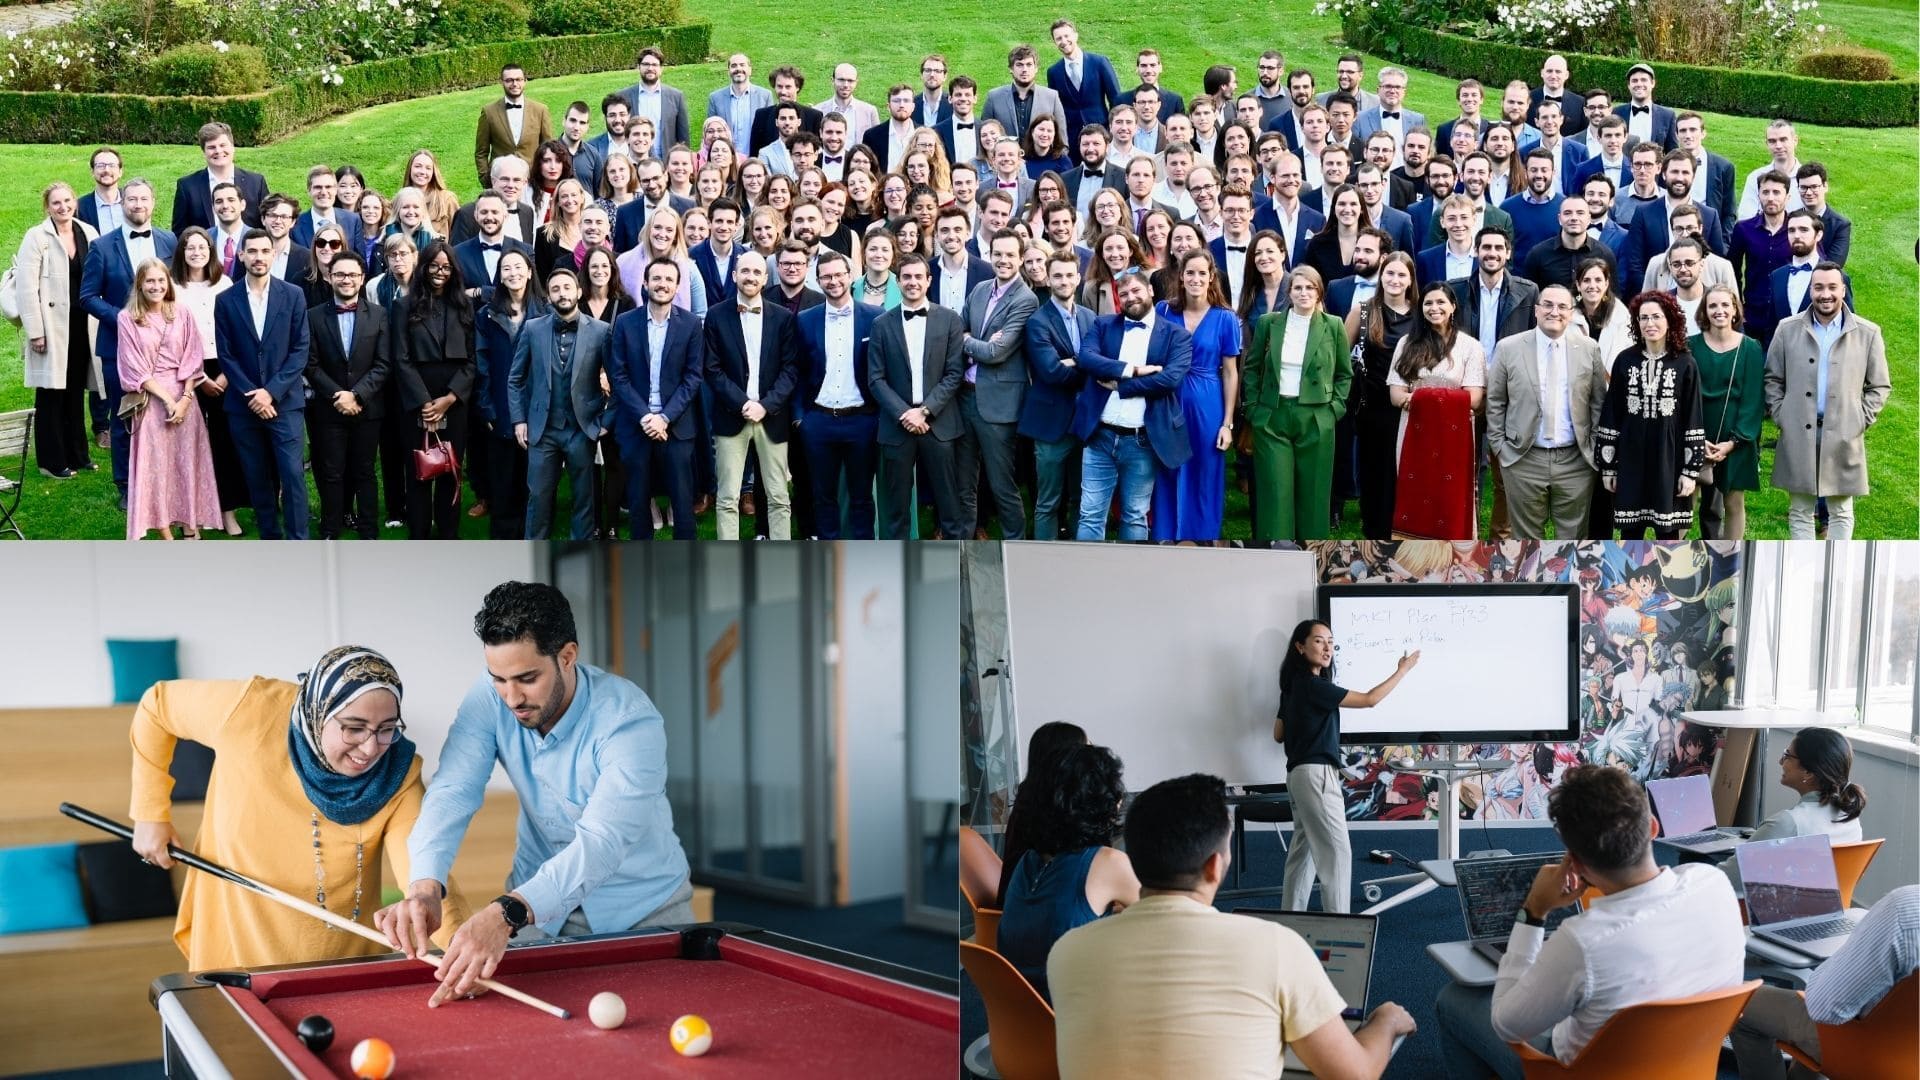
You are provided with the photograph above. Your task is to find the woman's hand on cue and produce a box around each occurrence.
[375,879,446,959]
[1396,650,1422,673]
[132,820,180,869]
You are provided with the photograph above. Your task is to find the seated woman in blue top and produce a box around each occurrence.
[996,743,1141,1000]
[994,720,1091,908]
[1718,726,1866,893]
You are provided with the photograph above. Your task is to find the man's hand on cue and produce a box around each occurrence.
[374,878,446,959]
[428,899,515,1006]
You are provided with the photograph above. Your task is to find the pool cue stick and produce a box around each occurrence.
[59,802,572,1020]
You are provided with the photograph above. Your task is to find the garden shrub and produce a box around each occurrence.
[1796,46,1895,82]
[140,42,270,97]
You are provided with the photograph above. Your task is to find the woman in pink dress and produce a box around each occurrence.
[116,259,221,540]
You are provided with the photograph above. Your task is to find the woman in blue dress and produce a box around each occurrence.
[1151,248,1242,541]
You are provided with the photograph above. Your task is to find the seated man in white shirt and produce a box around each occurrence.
[1048,773,1416,1080]
[1731,884,1918,1080]
[1434,764,1746,1080]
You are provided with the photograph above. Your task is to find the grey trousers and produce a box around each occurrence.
[1282,763,1351,913]
[1729,984,1824,1080]
[517,878,699,941]
[1502,445,1595,540]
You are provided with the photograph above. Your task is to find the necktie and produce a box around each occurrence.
[903,308,926,320]
[222,235,236,270]
[738,304,761,314]
[1133,207,1148,232]
[128,229,151,239]
[1544,338,1562,440]
[1069,58,1081,86]
[505,101,523,110]
[1124,319,1147,331]
[1381,111,1400,120]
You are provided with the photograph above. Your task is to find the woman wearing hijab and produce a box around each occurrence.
[129,646,467,970]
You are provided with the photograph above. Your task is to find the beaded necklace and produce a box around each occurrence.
[310,809,365,926]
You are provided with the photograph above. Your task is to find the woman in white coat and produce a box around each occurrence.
[16,181,100,478]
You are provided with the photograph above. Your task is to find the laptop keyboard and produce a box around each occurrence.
[1665,829,1734,845]
[1772,917,1857,943]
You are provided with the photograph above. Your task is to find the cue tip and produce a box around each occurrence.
[558,1009,573,1020]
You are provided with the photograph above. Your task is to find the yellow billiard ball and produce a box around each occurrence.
[669,1014,712,1057]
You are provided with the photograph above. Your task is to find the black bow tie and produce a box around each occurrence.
[505,102,523,110]
[956,122,974,130]
[128,230,151,239]
[1227,245,1246,252]
[823,155,841,164]
[903,308,927,320]
[1380,111,1400,120]
[481,243,502,252]
[1631,105,1649,115]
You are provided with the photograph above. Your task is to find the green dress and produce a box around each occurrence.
[1687,333,1764,491]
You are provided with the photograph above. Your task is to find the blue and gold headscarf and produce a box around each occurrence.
[287,646,416,825]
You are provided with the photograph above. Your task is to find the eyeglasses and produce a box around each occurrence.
[331,717,406,746]
[314,238,343,249]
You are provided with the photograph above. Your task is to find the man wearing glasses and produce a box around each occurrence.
[253,194,314,284]
[381,582,694,1005]
[305,251,388,540]
[1485,284,1608,539]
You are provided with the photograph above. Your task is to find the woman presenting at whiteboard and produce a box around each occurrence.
[1275,620,1420,913]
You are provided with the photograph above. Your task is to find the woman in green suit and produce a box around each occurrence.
[1243,266,1352,540]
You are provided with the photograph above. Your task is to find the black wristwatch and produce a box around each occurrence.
[1517,907,1546,928]
[495,894,532,937]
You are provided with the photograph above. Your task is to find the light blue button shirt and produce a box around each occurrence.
[1808,311,1843,420]
[409,663,692,935]
[646,312,670,413]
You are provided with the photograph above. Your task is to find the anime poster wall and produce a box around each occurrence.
[1311,540,1742,822]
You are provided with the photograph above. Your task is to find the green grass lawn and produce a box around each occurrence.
[0,0,1913,538]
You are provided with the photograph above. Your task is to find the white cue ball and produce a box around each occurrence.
[588,991,627,1030]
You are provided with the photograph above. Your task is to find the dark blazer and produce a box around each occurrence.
[1264,110,1305,156]
[1433,116,1490,153]
[171,168,268,235]
[705,300,801,441]
[1018,297,1093,443]
[1070,313,1194,470]
[510,313,614,443]
[1117,83,1185,123]
[934,116,986,166]
[391,298,477,413]
[449,200,537,247]
[613,195,698,255]
[305,299,390,421]
[868,305,968,444]
[749,102,824,156]
[451,235,534,291]
[1415,243,1474,292]
[290,209,364,249]
[913,93,952,128]
[1062,161,1125,204]
[76,189,124,234]
[1208,236,1257,306]
[1571,154,1631,198]
[1541,139,1591,197]
[794,302,880,419]
[689,241,749,308]
[1046,52,1122,143]
[213,278,312,413]
[1252,200,1324,269]
[1622,199,1727,293]
[1528,87,1587,136]
[80,226,178,362]
[1614,102,1678,151]
[607,305,705,439]
[474,298,549,427]
[929,255,994,307]
[1696,151,1738,247]
[1818,206,1852,268]
[1450,272,1540,345]
[1367,204,1418,258]
[274,244,314,286]
[1755,263,1854,346]
[1325,275,1375,320]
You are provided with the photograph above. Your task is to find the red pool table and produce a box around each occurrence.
[149,924,958,1078]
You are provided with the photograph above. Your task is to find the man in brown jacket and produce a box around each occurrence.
[1763,261,1889,540]
[474,64,554,189]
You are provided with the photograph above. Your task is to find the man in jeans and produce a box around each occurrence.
[1070,270,1191,539]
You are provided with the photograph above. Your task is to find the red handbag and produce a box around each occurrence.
[413,428,457,483]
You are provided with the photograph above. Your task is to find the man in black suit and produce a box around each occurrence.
[1263,68,1317,156]
[450,156,535,246]
[1528,54,1586,137]
[608,257,706,540]
[513,268,615,540]
[1674,112,1735,247]
[749,65,824,156]
[862,83,920,173]
[868,253,967,539]
[1062,123,1124,215]
[706,252,801,539]
[304,252,388,539]
[451,191,533,291]
[1614,63,1677,151]
[171,121,268,236]
[913,53,952,127]
[935,76,984,173]
[1451,227,1538,541]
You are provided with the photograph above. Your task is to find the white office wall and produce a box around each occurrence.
[0,543,540,782]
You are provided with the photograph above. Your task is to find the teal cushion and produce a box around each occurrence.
[106,638,180,705]
[0,843,90,935]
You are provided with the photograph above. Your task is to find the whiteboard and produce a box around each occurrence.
[1002,543,1318,787]
[1320,584,1579,744]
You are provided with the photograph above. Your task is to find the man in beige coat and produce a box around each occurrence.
[474,64,553,189]
[1485,283,1609,539]
[1764,262,1889,540]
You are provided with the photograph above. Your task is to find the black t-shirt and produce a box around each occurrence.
[1279,672,1348,770]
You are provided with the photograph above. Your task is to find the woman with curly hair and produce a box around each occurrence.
[1597,290,1704,540]
[994,742,1140,1001]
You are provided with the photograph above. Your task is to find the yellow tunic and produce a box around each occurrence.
[130,677,468,970]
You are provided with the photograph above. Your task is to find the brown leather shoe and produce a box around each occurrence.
[694,494,713,515]
[741,492,757,517]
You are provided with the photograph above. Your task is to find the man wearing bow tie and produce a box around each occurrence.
[1614,64,1676,152]
[1070,270,1192,540]
[1209,187,1258,308]
[80,177,178,505]
[706,253,801,539]
[1353,68,1424,171]
[817,113,851,182]
[937,78,983,169]
[1753,210,1851,346]
[452,191,533,292]
[305,251,389,540]
[869,253,968,540]
[983,140,1036,216]
[816,63,879,144]
[475,64,553,189]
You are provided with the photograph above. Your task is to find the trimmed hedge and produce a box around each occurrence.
[0,23,710,145]
[140,43,271,98]
[1344,17,1918,128]
[532,0,678,37]
[1797,46,1895,83]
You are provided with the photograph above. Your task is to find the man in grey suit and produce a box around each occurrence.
[511,268,613,540]
[868,253,968,540]
[1484,284,1609,539]
[956,229,1038,539]
[707,53,772,150]
[619,47,690,159]
[984,44,1068,158]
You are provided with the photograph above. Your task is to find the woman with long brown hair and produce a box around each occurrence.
[402,150,460,238]
[117,259,221,539]
[1387,279,1485,538]
[1080,228,1147,316]
[1345,250,1417,538]
[1151,249,1241,541]
[1598,290,1704,540]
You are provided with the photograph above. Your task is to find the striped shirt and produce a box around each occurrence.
[1804,884,1919,1024]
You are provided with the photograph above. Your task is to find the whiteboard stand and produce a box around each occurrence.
[1360,751,1502,915]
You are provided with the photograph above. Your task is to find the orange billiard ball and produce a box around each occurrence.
[350,1037,395,1079]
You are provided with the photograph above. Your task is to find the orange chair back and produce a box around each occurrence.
[1511,980,1759,1079]
[1801,970,1920,1080]
[973,907,1003,951]
[961,827,1003,914]
[959,941,1058,1080]
[1831,839,1882,910]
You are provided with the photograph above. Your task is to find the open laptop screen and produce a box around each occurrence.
[1240,911,1376,1022]
[1739,834,1843,927]
[1647,775,1717,836]
[1457,854,1579,940]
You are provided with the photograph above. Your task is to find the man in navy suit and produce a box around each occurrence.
[793,252,880,539]
[214,230,311,539]
[1253,152,1323,270]
[1752,210,1852,346]
[451,191,533,291]
[607,257,705,540]
[1528,55,1586,137]
[1326,231,1387,320]
[1070,271,1192,540]
[1353,164,1416,256]
[613,158,698,254]
[1674,112,1735,247]
[1795,163,1851,267]
[512,268,614,540]
[704,252,801,539]
[1614,63,1677,152]
[170,121,268,236]
[1019,251,1094,540]
[1047,20,1121,146]
[1117,48,1184,122]
[1622,150,1725,291]
[912,53,953,127]
[1263,69,1318,156]
[79,178,176,503]
[930,206,993,313]
[862,84,922,173]
[867,253,968,540]
[289,165,362,249]
[934,77,985,171]
[1531,99,1589,197]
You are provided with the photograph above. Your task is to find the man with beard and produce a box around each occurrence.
[1315,53,1378,115]
[619,47,690,158]
[1764,263,1886,540]
[380,582,695,1003]
[1622,150,1726,290]
[1071,270,1192,540]
[1437,154,1515,247]
[1263,68,1318,157]
[1063,124,1125,215]
[513,268,613,540]
[1728,170,1793,335]
[1326,229,1385,319]
[1754,209,1851,345]
[1501,148,1564,259]
[1250,49,1289,128]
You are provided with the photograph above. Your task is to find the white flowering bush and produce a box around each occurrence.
[0,28,108,92]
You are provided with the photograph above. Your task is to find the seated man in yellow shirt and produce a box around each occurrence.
[1046,773,1416,1079]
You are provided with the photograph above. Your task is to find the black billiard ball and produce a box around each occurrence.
[297,1014,335,1053]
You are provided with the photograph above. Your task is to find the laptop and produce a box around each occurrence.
[1237,911,1380,1075]
[1455,853,1582,963]
[1738,834,1865,961]
[1647,775,1749,854]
